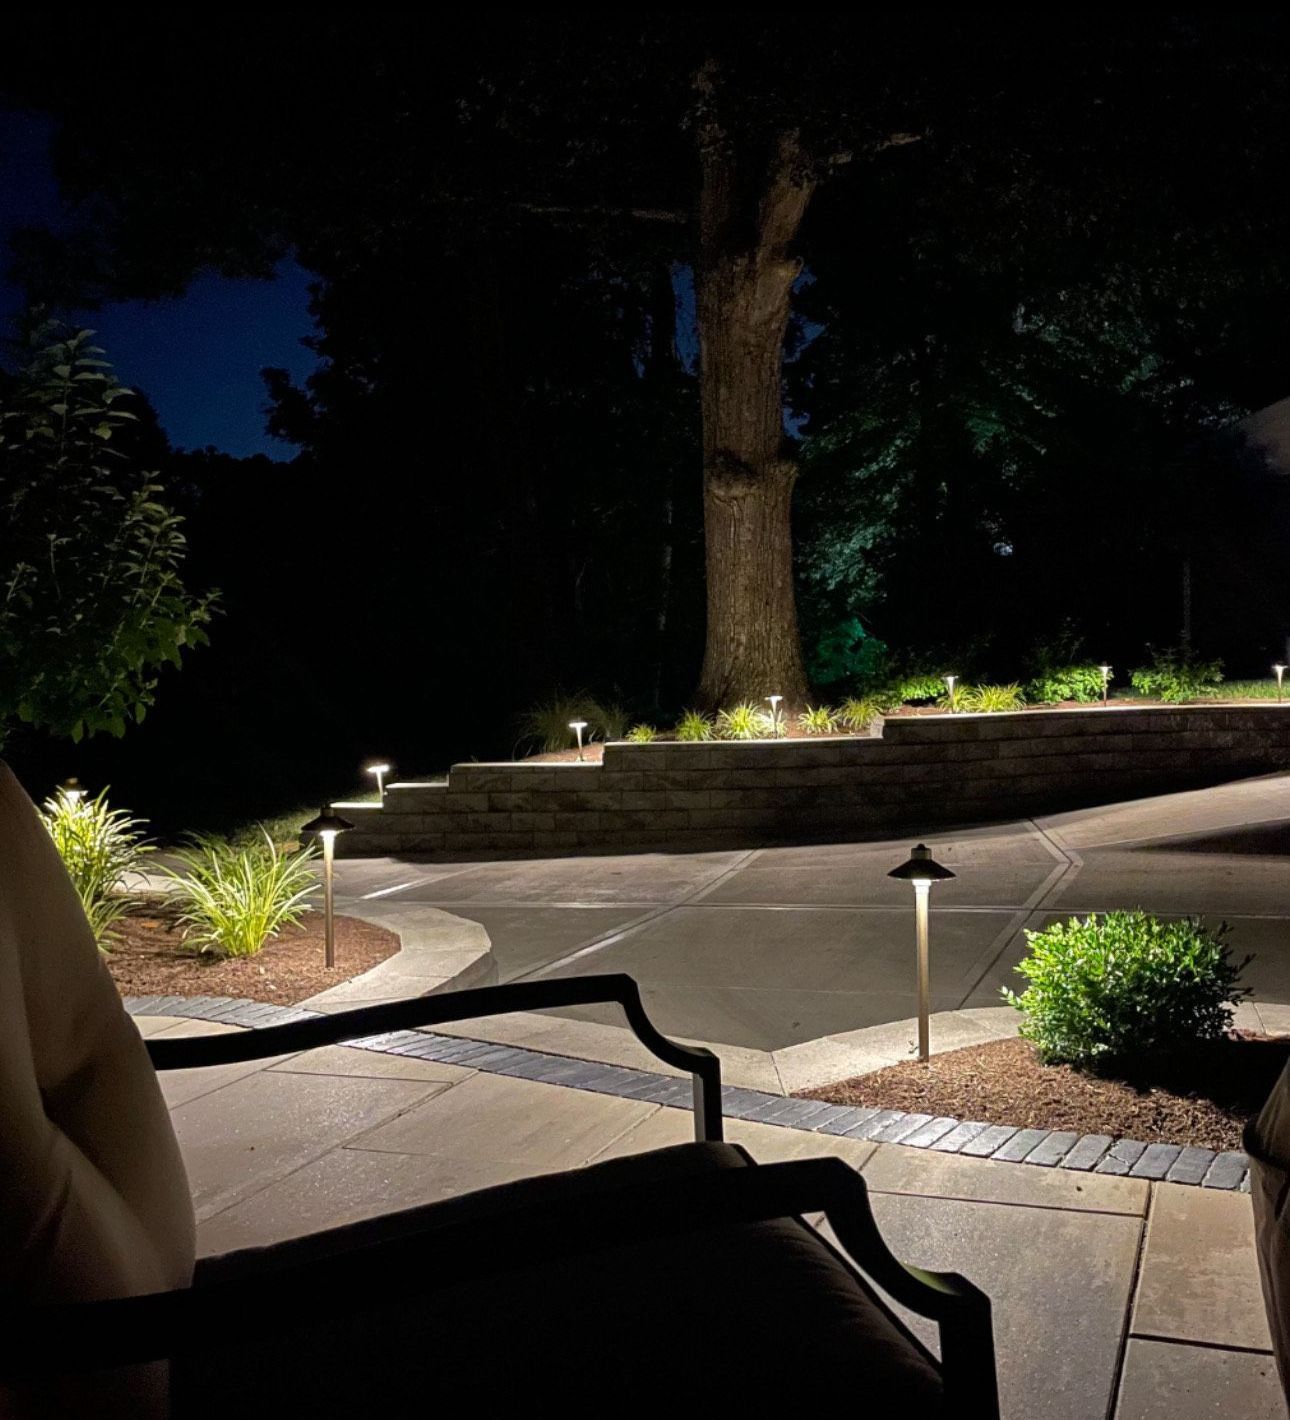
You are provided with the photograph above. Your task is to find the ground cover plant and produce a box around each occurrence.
[1024,664,1105,703]
[1129,648,1224,703]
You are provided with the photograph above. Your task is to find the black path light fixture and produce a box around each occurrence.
[302,806,355,968]
[888,844,956,1063]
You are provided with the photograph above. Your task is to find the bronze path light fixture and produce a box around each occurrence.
[888,844,956,1063]
[1099,664,1112,707]
[58,777,87,806]
[302,806,354,968]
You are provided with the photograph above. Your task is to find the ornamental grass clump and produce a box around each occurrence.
[625,723,657,743]
[716,702,772,740]
[515,690,600,753]
[164,829,318,958]
[798,704,838,734]
[838,696,883,732]
[674,709,714,742]
[964,683,1025,713]
[41,787,152,950]
[1003,910,1248,1067]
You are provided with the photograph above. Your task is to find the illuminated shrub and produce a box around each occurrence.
[625,724,657,743]
[674,709,714,742]
[1024,664,1105,703]
[798,704,839,734]
[717,702,772,740]
[1129,648,1223,703]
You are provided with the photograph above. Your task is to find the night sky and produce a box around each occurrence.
[0,108,317,460]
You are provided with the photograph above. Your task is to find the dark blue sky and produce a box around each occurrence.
[0,108,318,460]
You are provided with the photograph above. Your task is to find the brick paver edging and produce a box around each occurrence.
[127,994,1250,1191]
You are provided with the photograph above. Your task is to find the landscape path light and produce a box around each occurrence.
[301,806,354,969]
[58,777,87,807]
[766,694,784,736]
[365,761,391,801]
[943,675,958,713]
[569,719,589,761]
[1275,664,1286,703]
[887,844,956,1063]
[1099,664,1112,707]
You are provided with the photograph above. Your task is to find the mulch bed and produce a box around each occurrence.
[799,1034,1290,1151]
[105,900,400,1006]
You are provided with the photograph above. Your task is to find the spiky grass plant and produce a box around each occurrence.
[41,787,152,950]
[674,709,714,742]
[515,691,599,754]
[716,702,772,740]
[164,829,318,958]
[625,723,657,743]
[591,700,630,741]
[798,704,839,734]
[965,683,1026,713]
[838,696,883,732]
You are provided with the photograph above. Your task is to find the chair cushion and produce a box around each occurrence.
[181,1141,942,1409]
[0,764,195,1414]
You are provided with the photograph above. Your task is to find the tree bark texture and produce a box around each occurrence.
[694,122,813,710]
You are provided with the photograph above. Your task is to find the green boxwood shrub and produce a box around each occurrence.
[1004,910,1248,1066]
[1129,648,1223,703]
[1024,664,1105,703]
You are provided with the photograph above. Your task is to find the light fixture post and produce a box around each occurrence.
[1099,664,1112,708]
[1275,664,1286,703]
[301,807,354,969]
[943,675,958,713]
[766,694,784,736]
[365,761,391,801]
[888,844,956,1064]
[569,719,588,761]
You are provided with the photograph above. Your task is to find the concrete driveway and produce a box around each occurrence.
[332,772,1290,1055]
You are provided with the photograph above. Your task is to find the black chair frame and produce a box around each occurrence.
[4,974,1000,1416]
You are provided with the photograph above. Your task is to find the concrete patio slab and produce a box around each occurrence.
[350,1070,657,1168]
[1114,1339,1284,1419]
[861,1140,1149,1215]
[1132,1183,1272,1351]
[152,1018,293,1108]
[867,1192,1143,1420]
[268,1044,475,1085]
[171,1068,451,1222]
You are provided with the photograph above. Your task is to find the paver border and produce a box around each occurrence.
[127,994,1249,1191]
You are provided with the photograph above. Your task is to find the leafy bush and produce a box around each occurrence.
[1129,648,1223,703]
[41,786,152,950]
[0,324,214,747]
[838,695,883,732]
[807,617,888,688]
[893,673,946,703]
[964,683,1025,713]
[625,723,657,743]
[1004,911,1248,1066]
[164,830,318,958]
[515,690,599,753]
[674,709,714,742]
[798,704,838,734]
[717,702,772,740]
[1024,664,1105,704]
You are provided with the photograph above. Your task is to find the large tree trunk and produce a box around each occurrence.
[693,124,814,710]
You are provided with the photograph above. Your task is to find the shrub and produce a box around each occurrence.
[1024,664,1105,704]
[798,704,838,734]
[1129,648,1223,703]
[935,681,966,712]
[590,700,629,741]
[625,723,657,743]
[164,830,318,958]
[893,673,946,703]
[674,709,714,742]
[1003,911,1248,1066]
[838,695,883,732]
[515,690,599,753]
[717,702,772,740]
[41,786,152,950]
[807,617,888,689]
[964,683,1025,713]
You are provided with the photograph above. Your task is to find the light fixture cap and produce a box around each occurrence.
[568,719,588,730]
[59,777,84,796]
[365,761,391,775]
[888,843,956,883]
[302,804,355,836]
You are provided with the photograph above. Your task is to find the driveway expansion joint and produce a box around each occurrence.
[126,994,1249,1191]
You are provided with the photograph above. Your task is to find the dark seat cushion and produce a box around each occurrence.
[177,1142,942,1410]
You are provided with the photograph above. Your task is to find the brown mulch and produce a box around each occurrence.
[799,1034,1290,1151]
[105,901,400,1006]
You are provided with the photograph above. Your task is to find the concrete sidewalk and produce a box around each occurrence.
[140,1014,1286,1420]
